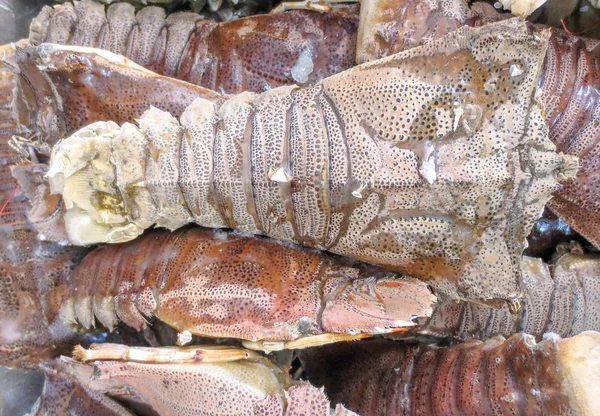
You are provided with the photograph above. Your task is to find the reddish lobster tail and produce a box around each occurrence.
[299,333,600,416]
[542,30,600,247]
[29,0,359,94]
[61,227,434,343]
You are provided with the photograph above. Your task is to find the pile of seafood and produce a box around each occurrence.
[1,0,599,414]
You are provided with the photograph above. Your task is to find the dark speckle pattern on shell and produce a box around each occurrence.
[49,19,571,304]
[298,335,575,416]
[62,227,435,341]
[28,0,359,94]
[357,0,600,249]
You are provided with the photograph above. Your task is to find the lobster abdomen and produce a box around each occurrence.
[48,20,572,303]
[60,227,435,343]
[29,0,359,94]
[299,332,600,416]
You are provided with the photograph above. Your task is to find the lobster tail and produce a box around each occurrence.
[60,227,435,345]
[45,20,573,304]
[299,332,600,415]
[28,0,359,94]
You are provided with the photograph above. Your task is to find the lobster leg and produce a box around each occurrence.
[242,333,373,352]
[73,343,260,364]
[271,0,358,14]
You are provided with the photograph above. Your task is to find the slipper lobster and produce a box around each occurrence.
[42,19,575,306]
[58,227,435,352]
[29,0,359,94]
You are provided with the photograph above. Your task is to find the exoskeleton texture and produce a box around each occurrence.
[0,43,30,229]
[59,227,435,349]
[358,0,600,248]
[0,41,219,247]
[423,253,600,340]
[0,225,87,368]
[28,362,134,416]
[46,20,575,304]
[60,225,600,345]
[61,349,358,416]
[0,46,93,368]
[4,43,219,145]
[29,0,359,94]
[299,331,600,416]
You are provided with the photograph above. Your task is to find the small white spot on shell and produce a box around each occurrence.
[509,63,524,78]
[453,106,464,132]
[351,184,368,199]
[418,141,437,184]
[269,167,293,183]
[291,48,314,84]
[177,330,193,346]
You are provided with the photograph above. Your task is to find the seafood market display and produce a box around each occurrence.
[45,20,574,307]
[0,0,598,415]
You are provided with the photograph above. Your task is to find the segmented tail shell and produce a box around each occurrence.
[29,0,359,94]
[299,332,600,416]
[542,31,600,248]
[424,254,600,340]
[61,227,434,342]
[357,0,600,248]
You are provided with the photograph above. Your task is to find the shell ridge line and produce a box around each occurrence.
[283,87,300,242]
[320,89,351,250]
[243,104,263,234]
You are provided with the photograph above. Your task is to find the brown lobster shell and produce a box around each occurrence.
[40,18,572,307]
[357,0,600,249]
[59,227,435,350]
[0,225,87,368]
[58,348,358,416]
[29,0,359,94]
[299,331,600,416]
[28,361,133,416]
